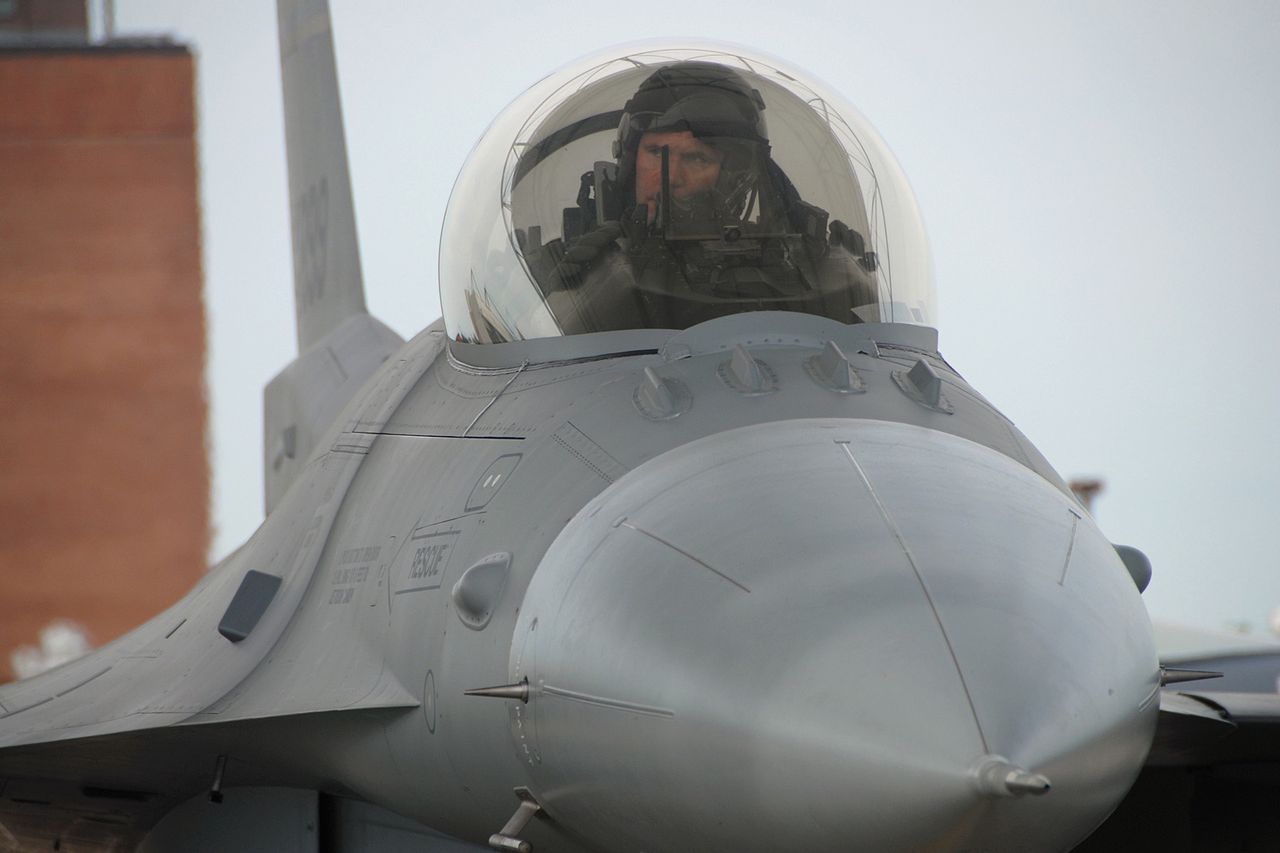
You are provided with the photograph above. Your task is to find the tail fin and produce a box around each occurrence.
[265,0,403,513]
[277,0,366,351]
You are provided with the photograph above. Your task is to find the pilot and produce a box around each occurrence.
[531,61,877,333]
[614,61,771,228]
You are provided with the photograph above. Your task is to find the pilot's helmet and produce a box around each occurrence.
[440,42,936,345]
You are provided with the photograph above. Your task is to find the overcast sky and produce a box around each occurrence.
[112,1,1280,637]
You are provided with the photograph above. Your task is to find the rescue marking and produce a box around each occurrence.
[396,526,461,593]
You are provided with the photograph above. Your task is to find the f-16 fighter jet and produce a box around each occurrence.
[2,3,1277,851]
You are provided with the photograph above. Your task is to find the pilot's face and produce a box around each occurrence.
[635,130,723,222]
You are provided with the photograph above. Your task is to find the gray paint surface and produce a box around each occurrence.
[0,309,1185,850]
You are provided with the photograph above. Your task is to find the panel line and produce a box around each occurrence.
[837,440,991,753]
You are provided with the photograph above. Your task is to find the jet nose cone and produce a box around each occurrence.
[513,419,1157,853]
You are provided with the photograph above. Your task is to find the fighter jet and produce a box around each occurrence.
[2,2,1278,851]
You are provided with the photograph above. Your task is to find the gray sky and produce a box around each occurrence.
[113,1,1280,636]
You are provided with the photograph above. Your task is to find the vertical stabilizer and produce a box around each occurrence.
[278,0,365,352]
[266,0,404,512]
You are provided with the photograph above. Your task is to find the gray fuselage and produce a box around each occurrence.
[249,311,1156,851]
[0,311,1158,852]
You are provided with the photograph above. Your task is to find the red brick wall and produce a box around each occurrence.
[0,0,87,34]
[0,48,208,681]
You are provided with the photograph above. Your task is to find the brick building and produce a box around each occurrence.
[0,2,208,681]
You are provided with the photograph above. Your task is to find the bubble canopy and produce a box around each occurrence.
[441,42,935,345]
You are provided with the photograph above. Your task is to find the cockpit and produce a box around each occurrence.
[441,43,936,345]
